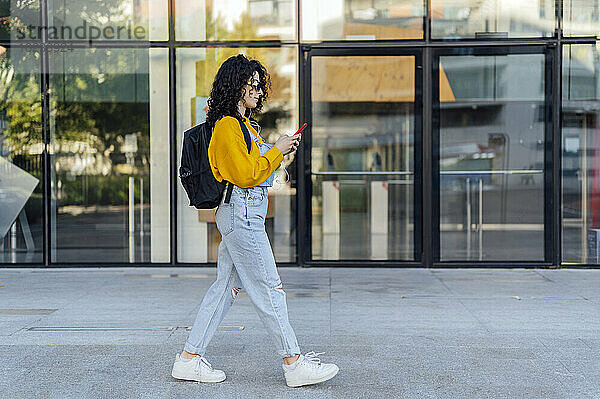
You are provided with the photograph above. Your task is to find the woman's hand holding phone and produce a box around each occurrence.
[275,123,306,156]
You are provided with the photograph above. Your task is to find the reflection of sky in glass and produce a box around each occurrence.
[215,0,248,31]
[441,55,544,102]
[564,0,600,37]
[431,0,555,38]
[302,0,424,41]
[176,0,295,41]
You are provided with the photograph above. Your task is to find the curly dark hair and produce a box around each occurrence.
[206,54,271,129]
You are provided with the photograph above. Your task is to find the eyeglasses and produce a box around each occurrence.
[247,81,262,92]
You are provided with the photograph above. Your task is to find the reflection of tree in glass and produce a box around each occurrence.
[201,8,261,41]
[228,12,260,41]
[206,1,271,41]
[51,0,147,39]
[49,49,150,206]
[0,48,43,223]
[0,0,38,40]
[205,8,230,41]
[0,49,42,155]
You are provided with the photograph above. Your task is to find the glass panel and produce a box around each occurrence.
[175,0,295,41]
[0,47,43,264]
[49,48,171,263]
[431,0,555,39]
[1,1,41,40]
[302,0,424,41]
[311,55,416,260]
[562,44,600,264]
[438,53,546,261]
[563,0,600,37]
[47,0,168,41]
[176,46,298,263]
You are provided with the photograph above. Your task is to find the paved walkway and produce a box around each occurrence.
[0,267,599,398]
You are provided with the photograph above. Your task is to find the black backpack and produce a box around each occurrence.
[179,116,253,209]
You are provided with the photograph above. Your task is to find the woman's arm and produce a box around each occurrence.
[209,116,283,188]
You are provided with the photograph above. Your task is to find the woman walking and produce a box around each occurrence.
[171,54,339,388]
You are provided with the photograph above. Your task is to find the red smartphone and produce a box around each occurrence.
[294,123,308,136]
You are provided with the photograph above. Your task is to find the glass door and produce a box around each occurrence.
[305,49,422,262]
[433,47,553,262]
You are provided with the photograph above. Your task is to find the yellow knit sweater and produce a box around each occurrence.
[208,115,284,188]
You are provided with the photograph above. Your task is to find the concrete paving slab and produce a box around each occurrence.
[0,267,599,398]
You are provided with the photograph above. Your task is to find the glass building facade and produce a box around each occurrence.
[1,0,599,267]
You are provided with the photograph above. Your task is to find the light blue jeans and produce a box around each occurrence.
[183,185,301,358]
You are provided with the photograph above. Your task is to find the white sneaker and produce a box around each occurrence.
[282,352,339,387]
[171,353,226,383]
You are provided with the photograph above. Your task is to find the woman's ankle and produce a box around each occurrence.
[181,351,198,359]
[283,354,300,365]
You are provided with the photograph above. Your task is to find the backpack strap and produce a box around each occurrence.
[224,181,234,203]
[223,116,254,204]
[236,116,253,153]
